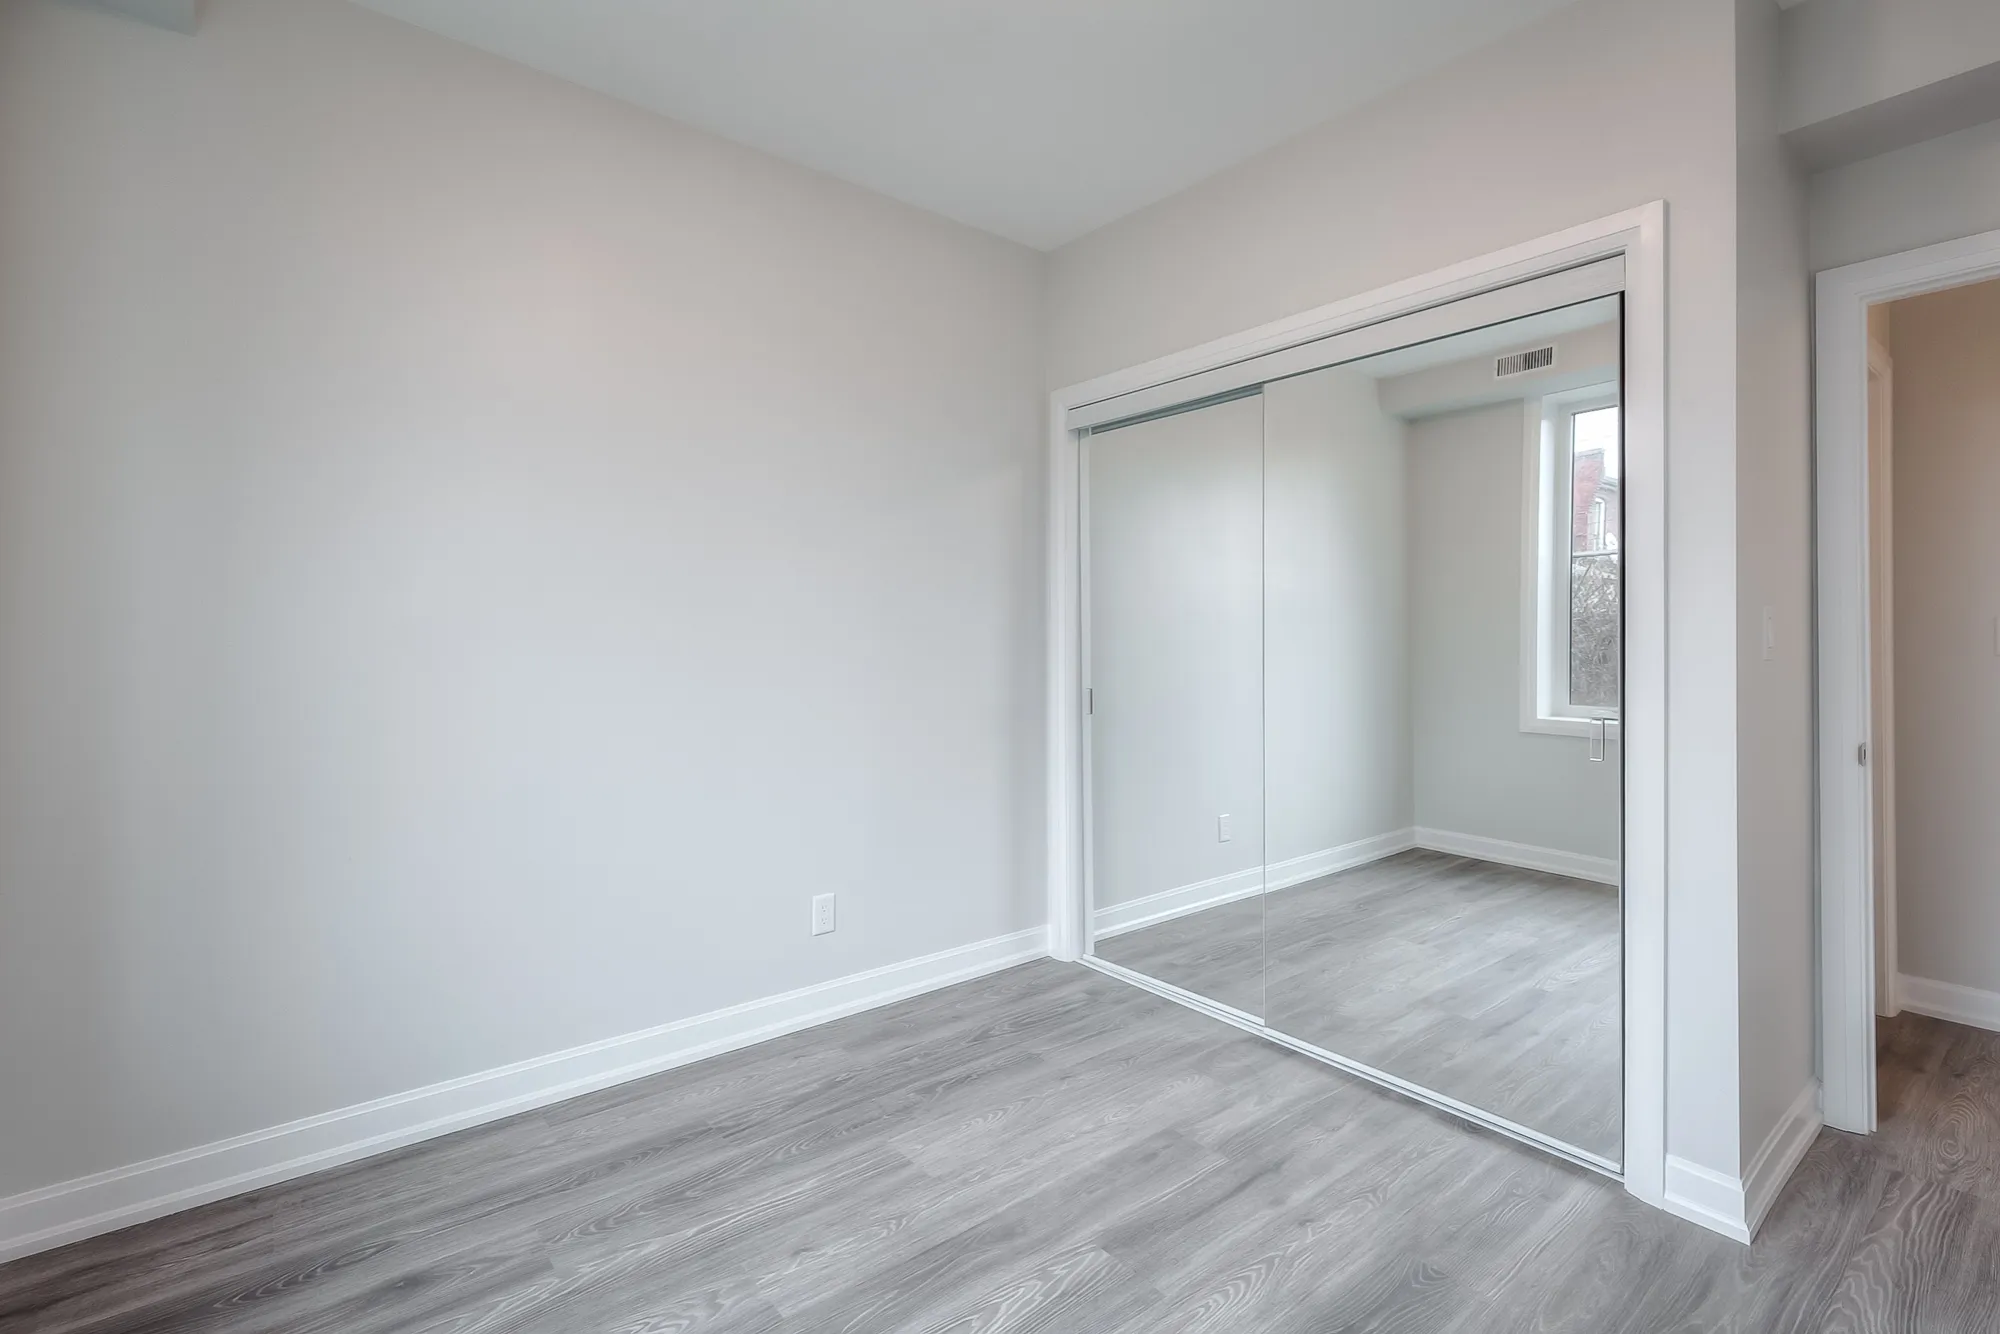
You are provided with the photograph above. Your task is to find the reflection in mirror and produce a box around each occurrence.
[1086,392,1266,1019]
[1261,298,1624,1162]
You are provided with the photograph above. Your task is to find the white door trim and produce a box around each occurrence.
[1045,202,1668,1210]
[1813,224,2000,1134]
[1866,338,1899,1021]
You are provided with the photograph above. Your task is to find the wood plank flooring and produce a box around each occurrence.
[2,964,1996,1332]
[1097,849,1622,1157]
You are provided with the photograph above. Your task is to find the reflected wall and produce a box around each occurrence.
[1087,392,1266,1019]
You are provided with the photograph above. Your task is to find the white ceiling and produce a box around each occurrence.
[354,0,1584,250]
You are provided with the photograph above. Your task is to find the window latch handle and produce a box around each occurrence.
[1589,717,1607,762]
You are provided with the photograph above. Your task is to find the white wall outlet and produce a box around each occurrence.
[811,893,836,936]
[1217,814,1233,843]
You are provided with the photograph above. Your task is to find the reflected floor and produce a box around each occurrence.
[1095,892,1266,1017]
[1094,848,1620,1160]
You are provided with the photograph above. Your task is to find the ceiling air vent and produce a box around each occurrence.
[1495,345,1556,379]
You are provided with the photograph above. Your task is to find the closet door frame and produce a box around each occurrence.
[1044,202,1667,1212]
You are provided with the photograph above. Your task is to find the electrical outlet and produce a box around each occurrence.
[1217,814,1233,843]
[811,893,837,936]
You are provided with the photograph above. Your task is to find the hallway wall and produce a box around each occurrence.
[1810,117,2000,271]
[1883,278,2000,1000]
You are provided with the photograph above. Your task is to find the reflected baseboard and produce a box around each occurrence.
[1093,827,1619,941]
[1413,827,1619,887]
[1267,829,1419,892]
[1093,864,1266,941]
[1093,829,1417,939]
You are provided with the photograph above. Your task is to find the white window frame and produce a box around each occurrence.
[1521,384,1622,738]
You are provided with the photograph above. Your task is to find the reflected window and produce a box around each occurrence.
[1525,390,1620,731]
[1567,406,1621,711]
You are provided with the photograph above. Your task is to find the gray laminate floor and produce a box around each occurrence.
[2,964,1996,1333]
[1097,850,1622,1158]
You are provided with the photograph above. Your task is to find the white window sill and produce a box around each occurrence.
[1522,714,1622,741]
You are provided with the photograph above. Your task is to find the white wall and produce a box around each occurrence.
[1883,279,2000,997]
[1734,0,1817,1168]
[1086,396,1266,908]
[1406,403,1619,861]
[1046,0,1747,1181]
[1780,0,2000,135]
[1809,117,2000,271]
[0,0,1045,1201]
[1263,367,1412,865]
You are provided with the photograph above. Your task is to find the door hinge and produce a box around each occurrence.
[1858,742,1869,765]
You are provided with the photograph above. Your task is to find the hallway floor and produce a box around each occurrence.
[2,965,1996,1332]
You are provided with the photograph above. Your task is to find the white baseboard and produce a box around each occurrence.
[1413,827,1619,886]
[1744,1080,1823,1237]
[0,926,1049,1266]
[1092,829,1417,939]
[1660,1079,1821,1245]
[1661,1156,1751,1243]
[1899,974,2000,1033]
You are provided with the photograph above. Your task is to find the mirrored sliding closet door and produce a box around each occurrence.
[1260,299,1624,1165]
[1086,392,1267,1020]
[1084,279,1625,1169]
